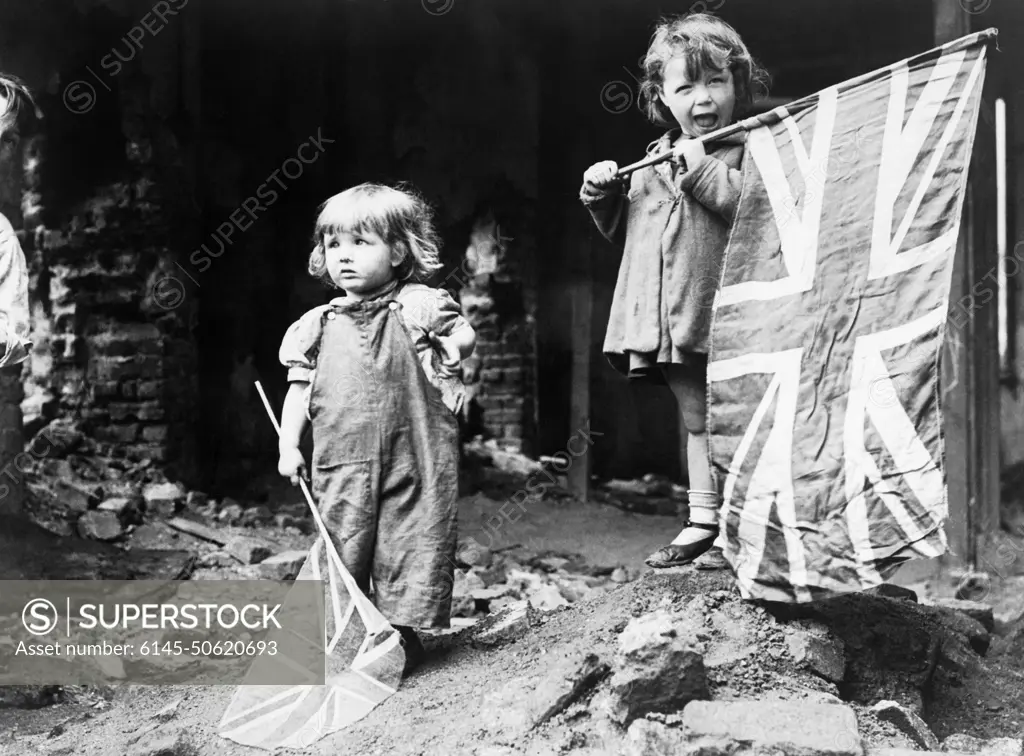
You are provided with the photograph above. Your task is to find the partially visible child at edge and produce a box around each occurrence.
[277,183,476,675]
[580,13,768,570]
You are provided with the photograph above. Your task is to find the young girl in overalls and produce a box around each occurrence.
[277,183,476,673]
[581,13,767,570]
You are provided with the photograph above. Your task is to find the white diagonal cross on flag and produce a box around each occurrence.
[707,32,992,602]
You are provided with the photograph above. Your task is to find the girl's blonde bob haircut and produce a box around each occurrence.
[639,13,769,129]
[308,183,443,288]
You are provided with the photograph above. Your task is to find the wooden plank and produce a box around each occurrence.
[166,516,229,546]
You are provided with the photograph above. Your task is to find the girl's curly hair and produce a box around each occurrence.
[639,13,769,128]
[0,75,40,134]
[308,182,443,289]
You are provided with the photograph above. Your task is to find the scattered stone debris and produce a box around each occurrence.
[680,700,863,756]
[239,505,272,528]
[225,535,273,565]
[625,719,689,756]
[143,481,187,519]
[464,437,545,478]
[941,733,1024,755]
[478,649,609,734]
[98,496,141,523]
[785,620,846,683]
[604,608,708,725]
[76,510,124,542]
[130,727,198,756]
[870,699,940,750]
[592,474,687,517]
[443,542,633,628]
[472,600,538,646]
[217,499,244,525]
[256,550,307,580]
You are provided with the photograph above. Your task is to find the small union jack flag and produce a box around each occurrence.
[709,30,995,602]
[219,384,406,749]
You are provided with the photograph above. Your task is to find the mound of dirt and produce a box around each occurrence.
[4,563,1021,756]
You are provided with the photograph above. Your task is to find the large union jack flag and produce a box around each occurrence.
[709,31,994,602]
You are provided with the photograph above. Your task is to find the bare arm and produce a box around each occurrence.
[449,325,476,360]
[280,381,309,450]
[278,381,309,484]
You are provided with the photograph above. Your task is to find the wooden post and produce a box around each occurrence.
[934,0,1001,570]
[568,234,593,502]
[967,75,1002,565]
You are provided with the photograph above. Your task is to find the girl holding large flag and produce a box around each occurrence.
[580,13,767,570]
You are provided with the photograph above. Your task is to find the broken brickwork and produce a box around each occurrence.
[9,1,200,480]
[454,211,538,453]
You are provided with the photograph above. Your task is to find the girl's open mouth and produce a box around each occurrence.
[693,114,718,129]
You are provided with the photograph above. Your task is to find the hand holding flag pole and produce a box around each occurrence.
[253,380,388,635]
[615,121,745,179]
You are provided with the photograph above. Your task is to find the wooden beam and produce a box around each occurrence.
[967,81,1003,566]
[934,0,1001,570]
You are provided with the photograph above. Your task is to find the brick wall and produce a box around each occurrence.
[458,213,538,452]
[26,152,198,478]
[13,2,200,480]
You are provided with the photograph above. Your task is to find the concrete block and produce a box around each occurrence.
[681,700,862,756]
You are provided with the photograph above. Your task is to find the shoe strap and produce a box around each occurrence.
[685,520,720,532]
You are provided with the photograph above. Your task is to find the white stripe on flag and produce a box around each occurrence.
[871,48,984,278]
[716,87,837,307]
[351,666,399,696]
[710,348,809,600]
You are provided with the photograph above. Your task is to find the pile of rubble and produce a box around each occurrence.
[603,584,1008,755]
[19,419,306,561]
[456,566,1022,756]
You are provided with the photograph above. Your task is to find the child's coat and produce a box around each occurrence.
[582,130,745,378]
